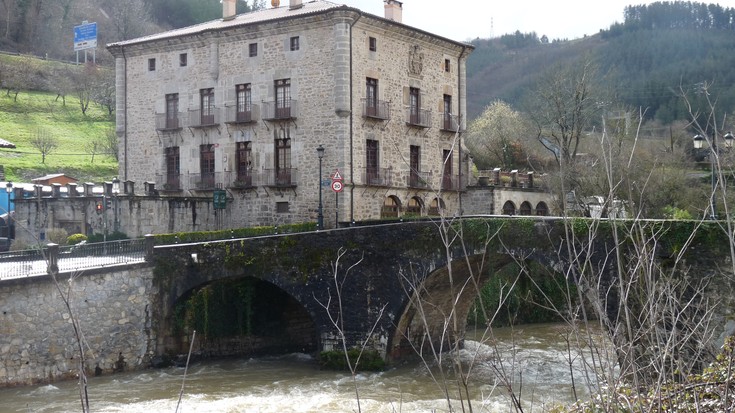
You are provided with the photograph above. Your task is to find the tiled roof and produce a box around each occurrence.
[108,1,345,48]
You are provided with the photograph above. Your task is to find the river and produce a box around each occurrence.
[0,323,605,412]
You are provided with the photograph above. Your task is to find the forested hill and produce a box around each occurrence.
[466,1,735,123]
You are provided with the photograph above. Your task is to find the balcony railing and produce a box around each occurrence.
[405,107,432,128]
[188,108,221,128]
[362,167,393,187]
[441,174,464,191]
[224,104,260,124]
[225,171,258,189]
[407,171,432,189]
[189,172,222,190]
[263,168,298,187]
[156,174,182,191]
[361,99,390,120]
[155,113,184,131]
[261,100,298,121]
[441,113,459,132]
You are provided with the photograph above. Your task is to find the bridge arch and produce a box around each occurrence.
[171,275,318,357]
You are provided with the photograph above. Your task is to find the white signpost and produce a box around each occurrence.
[331,170,343,225]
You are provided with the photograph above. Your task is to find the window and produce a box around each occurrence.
[409,145,421,187]
[236,141,253,186]
[165,146,180,189]
[276,202,290,213]
[520,201,533,215]
[442,149,453,190]
[275,79,291,118]
[409,87,420,124]
[200,144,215,188]
[366,139,379,185]
[503,201,516,216]
[366,78,378,117]
[443,94,453,130]
[275,136,291,185]
[200,88,215,125]
[165,93,179,129]
[179,53,187,67]
[290,36,300,51]
[369,36,377,52]
[535,202,549,216]
[444,58,451,72]
[249,42,258,57]
[148,58,156,71]
[236,83,252,122]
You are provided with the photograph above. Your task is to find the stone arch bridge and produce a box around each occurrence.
[1,217,731,386]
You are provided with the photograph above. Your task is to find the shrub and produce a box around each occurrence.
[67,233,87,245]
[46,228,69,245]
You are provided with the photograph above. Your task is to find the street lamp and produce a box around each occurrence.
[317,144,325,230]
[112,177,120,232]
[693,132,734,219]
[5,181,11,239]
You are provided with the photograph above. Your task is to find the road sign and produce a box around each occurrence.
[331,180,344,192]
[332,170,343,181]
[74,22,97,51]
[213,189,227,209]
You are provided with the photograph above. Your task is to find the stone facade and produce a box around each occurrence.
[106,1,475,230]
[0,265,155,386]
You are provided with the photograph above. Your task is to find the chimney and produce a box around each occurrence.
[289,0,303,10]
[384,0,403,23]
[223,0,236,21]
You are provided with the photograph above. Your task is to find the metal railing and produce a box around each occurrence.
[361,99,390,120]
[189,172,223,190]
[0,238,148,280]
[261,100,298,120]
[405,107,432,128]
[407,171,432,189]
[263,168,298,187]
[155,113,183,131]
[362,167,393,187]
[187,108,221,127]
[224,104,260,124]
[156,174,182,191]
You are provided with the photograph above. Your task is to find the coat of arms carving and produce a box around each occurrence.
[409,45,423,76]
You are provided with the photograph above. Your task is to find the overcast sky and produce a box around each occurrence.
[337,0,735,42]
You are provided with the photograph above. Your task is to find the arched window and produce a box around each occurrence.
[406,196,423,216]
[519,201,532,215]
[535,202,549,216]
[429,198,445,216]
[381,195,401,218]
[502,201,516,216]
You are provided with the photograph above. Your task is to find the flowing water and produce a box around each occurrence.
[0,323,606,412]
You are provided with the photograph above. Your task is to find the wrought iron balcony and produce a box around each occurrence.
[263,168,298,187]
[440,174,464,191]
[155,113,183,131]
[407,170,432,189]
[225,104,260,124]
[362,167,393,187]
[188,108,221,128]
[361,98,390,120]
[225,171,257,189]
[405,107,432,128]
[441,113,459,132]
[189,172,222,190]
[157,174,182,191]
[261,100,298,121]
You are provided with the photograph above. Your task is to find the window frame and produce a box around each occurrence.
[366,139,379,183]
[366,78,378,116]
[148,58,156,71]
[249,42,258,57]
[165,93,179,129]
[275,78,291,118]
[165,146,180,189]
[200,144,215,188]
[236,141,253,184]
[444,58,451,72]
[236,83,252,122]
[179,53,187,67]
[409,87,420,124]
[290,36,300,51]
[369,36,377,52]
[200,88,215,125]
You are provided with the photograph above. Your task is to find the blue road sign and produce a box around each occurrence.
[74,22,97,51]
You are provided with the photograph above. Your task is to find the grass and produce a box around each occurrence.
[0,89,117,183]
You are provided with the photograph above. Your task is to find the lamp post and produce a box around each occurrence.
[317,144,325,230]
[5,181,11,239]
[112,177,120,232]
[693,131,734,219]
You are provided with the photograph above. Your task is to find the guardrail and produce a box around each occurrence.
[0,238,150,280]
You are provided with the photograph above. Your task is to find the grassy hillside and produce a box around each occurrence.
[0,89,116,183]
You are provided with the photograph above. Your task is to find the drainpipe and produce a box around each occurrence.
[348,12,362,224]
[122,47,129,181]
[457,45,467,215]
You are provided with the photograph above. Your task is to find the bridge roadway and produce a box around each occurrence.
[1,217,727,386]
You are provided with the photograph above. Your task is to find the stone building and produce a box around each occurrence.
[106,0,475,229]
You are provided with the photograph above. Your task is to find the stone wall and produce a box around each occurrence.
[0,265,156,387]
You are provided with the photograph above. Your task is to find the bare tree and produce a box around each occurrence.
[30,127,58,164]
[465,100,535,170]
